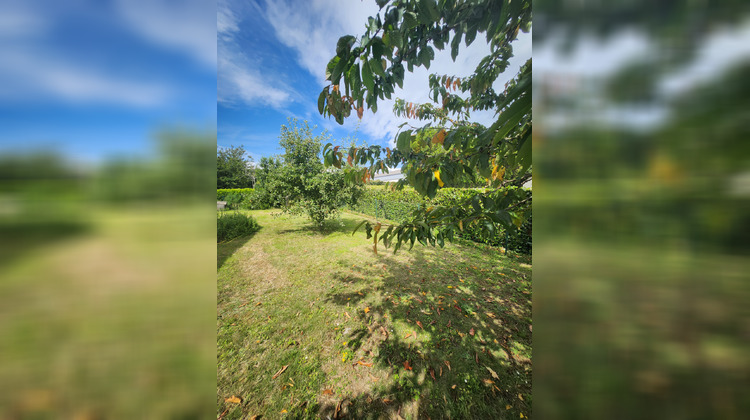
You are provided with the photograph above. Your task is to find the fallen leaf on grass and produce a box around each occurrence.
[485,366,499,380]
[451,384,456,389]
[457,332,465,338]
[344,312,352,319]
[469,328,475,336]
[281,409,287,413]
[429,368,436,381]
[356,360,373,367]
[439,366,443,377]
[404,331,416,339]
[380,326,389,339]
[518,394,524,401]
[475,352,479,364]
[444,360,451,371]
[403,360,412,370]
[322,389,334,396]
[364,307,370,314]
[416,321,424,329]
[272,365,289,379]
[224,395,242,404]
[483,378,495,385]
[219,409,229,418]
[256,302,262,306]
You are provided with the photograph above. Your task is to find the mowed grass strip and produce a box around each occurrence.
[217,210,532,419]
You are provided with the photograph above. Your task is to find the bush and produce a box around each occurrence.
[350,186,532,254]
[217,188,256,209]
[217,212,260,242]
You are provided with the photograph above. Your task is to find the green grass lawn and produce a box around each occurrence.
[217,209,532,419]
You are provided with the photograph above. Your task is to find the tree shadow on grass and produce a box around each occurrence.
[275,216,364,237]
[320,245,532,419]
[217,228,261,270]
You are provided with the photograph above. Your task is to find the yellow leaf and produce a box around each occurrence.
[281,409,288,413]
[458,220,463,231]
[433,170,444,187]
[364,307,370,314]
[506,405,511,410]
[225,395,242,404]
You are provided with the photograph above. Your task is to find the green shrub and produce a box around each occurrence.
[217,212,260,242]
[217,188,257,209]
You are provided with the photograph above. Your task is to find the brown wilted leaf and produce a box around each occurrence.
[483,378,495,385]
[404,331,416,339]
[344,312,351,319]
[469,328,475,336]
[219,409,229,418]
[225,395,242,404]
[357,106,364,119]
[444,360,451,371]
[403,360,412,370]
[439,366,443,377]
[416,321,423,329]
[357,360,373,367]
[451,384,457,389]
[380,326,389,339]
[322,389,334,396]
[475,352,479,364]
[485,366,499,380]
[272,365,289,379]
[430,368,436,381]
[431,129,446,145]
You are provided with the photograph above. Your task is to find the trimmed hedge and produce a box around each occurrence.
[217,188,256,210]
[217,212,260,242]
[350,186,532,254]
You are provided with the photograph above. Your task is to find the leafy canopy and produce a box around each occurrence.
[318,0,532,253]
[217,145,254,189]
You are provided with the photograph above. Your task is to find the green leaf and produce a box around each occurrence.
[369,57,386,78]
[385,30,402,49]
[492,93,531,143]
[450,31,462,61]
[403,11,419,29]
[361,61,374,91]
[419,46,434,69]
[396,131,412,155]
[418,0,439,22]
[317,88,327,115]
[352,219,368,236]
[325,56,340,81]
[331,56,348,84]
[336,35,356,58]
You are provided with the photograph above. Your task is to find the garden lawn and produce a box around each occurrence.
[217,209,532,419]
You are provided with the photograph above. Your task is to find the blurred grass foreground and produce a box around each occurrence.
[0,132,216,418]
[534,2,750,419]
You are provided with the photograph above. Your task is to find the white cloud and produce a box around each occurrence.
[218,0,301,110]
[218,50,293,109]
[114,0,217,69]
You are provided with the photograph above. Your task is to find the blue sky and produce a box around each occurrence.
[0,0,216,164]
[218,0,531,163]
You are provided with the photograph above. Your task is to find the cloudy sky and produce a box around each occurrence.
[0,0,216,162]
[218,0,531,162]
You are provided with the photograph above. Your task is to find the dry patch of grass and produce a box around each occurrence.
[218,210,532,419]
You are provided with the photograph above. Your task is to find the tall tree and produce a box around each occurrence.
[318,0,531,252]
[217,145,254,189]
